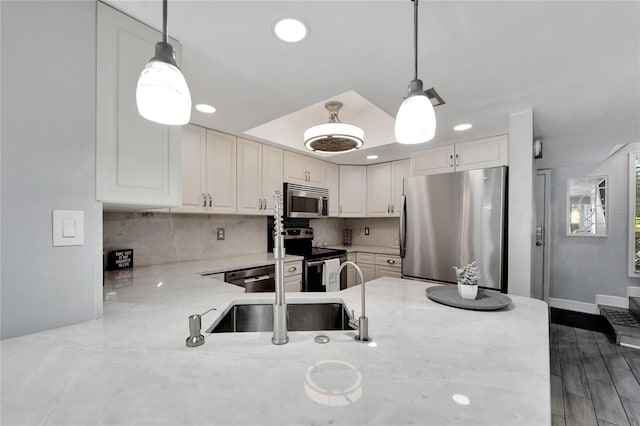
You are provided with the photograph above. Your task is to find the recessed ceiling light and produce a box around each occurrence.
[274,18,307,43]
[453,123,473,131]
[366,155,379,160]
[195,103,216,113]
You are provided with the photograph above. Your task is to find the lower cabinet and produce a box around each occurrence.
[354,252,402,282]
[284,260,303,292]
[346,253,357,287]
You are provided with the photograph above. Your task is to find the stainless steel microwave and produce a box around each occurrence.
[283,183,329,218]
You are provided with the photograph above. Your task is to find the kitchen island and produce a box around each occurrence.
[1,262,550,426]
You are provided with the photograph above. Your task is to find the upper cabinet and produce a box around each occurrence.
[237,138,283,215]
[325,162,340,217]
[367,160,410,217]
[284,151,326,186]
[174,126,236,214]
[96,3,181,208]
[339,166,367,217]
[411,135,508,176]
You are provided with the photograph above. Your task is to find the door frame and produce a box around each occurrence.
[536,169,552,301]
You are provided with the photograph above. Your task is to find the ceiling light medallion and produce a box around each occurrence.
[395,0,437,145]
[136,0,191,125]
[304,101,364,153]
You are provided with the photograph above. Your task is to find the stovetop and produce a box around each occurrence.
[288,246,347,260]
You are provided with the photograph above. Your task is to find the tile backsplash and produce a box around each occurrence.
[103,213,400,267]
[103,213,268,266]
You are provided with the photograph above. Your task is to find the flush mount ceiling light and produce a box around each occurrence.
[453,123,472,131]
[304,101,364,153]
[195,103,216,113]
[395,0,439,145]
[274,18,307,43]
[136,0,191,125]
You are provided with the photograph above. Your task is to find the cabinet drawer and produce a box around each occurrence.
[375,265,402,279]
[374,254,401,268]
[284,274,302,292]
[284,261,303,278]
[356,252,374,264]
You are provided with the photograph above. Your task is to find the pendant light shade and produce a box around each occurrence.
[395,0,436,144]
[395,80,436,144]
[136,1,191,126]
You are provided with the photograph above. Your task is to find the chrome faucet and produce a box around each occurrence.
[272,190,289,345]
[336,261,371,342]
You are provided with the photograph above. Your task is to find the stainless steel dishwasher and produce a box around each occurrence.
[222,265,275,293]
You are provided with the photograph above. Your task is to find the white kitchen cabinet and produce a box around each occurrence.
[455,135,508,171]
[284,151,326,186]
[366,160,410,217]
[96,3,181,208]
[346,253,356,287]
[236,139,283,215]
[284,260,303,292]
[411,135,508,176]
[325,162,340,217]
[173,126,236,214]
[355,252,402,280]
[339,166,367,217]
[355,252,376,283]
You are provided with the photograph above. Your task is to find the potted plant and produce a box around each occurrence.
[453,261,481,300]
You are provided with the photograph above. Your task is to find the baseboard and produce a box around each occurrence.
[548,297,599,314]
[595,294,628,309]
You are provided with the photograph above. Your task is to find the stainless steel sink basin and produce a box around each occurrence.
[209,303,354,333]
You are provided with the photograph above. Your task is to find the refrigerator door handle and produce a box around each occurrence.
[399,194,406,258]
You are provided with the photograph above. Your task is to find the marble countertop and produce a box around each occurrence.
[328,245,400,255]
[1,265,550,425]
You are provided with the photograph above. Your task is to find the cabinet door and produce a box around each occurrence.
[96,3,181,207]
[346,253,357,287]
[206,130,236,213]
[360,263,376,283]
[375,265,402,279]
[261,145,283,214]
[307,157,326,186]
[367,163,392,217]
[284,275,302,292]
[391,159,411,216]
[236,138,262,215]
[410,145,455,176]
[455,135,508,171]
[325,162,340,216]
[339,166,367,217]
[180,124,207,211]
[283,151,308,185]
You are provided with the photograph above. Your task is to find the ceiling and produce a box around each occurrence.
[105,0,639,168]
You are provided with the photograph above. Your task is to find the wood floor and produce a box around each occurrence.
[550,324,640,426]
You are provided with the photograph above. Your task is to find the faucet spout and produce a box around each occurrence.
[337,261,371,342]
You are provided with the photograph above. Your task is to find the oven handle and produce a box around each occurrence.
[306,260,326,267]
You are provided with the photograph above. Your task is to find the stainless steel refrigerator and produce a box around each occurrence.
[400,167,507,291]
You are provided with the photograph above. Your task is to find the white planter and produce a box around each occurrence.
[458,283,478,300]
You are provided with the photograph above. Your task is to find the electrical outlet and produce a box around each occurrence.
[217,228,225,240]
[364,227,370,236]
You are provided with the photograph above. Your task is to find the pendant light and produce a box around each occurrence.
[304,101,364,153]
[136,0,191,126]
[394,0,436,144]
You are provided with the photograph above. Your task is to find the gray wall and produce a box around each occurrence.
[1,1,101,338]
[548,145,640,303]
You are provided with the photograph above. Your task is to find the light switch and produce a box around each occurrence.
[53,210,84,246]
[62,218,76,238]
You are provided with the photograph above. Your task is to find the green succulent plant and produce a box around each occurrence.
[453,261,481,286]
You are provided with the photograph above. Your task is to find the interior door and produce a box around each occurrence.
[532,170,550,301]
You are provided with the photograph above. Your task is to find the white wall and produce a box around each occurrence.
[548,146,640,303]
[1,1,101,338]
[507,110,535,297]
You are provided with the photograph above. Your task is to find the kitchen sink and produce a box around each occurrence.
[209,303,354,333]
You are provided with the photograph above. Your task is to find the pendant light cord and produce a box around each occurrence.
[413,0,418,81]
[162,0,168,44]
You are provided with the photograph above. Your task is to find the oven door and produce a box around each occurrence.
[303,255,347,292]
